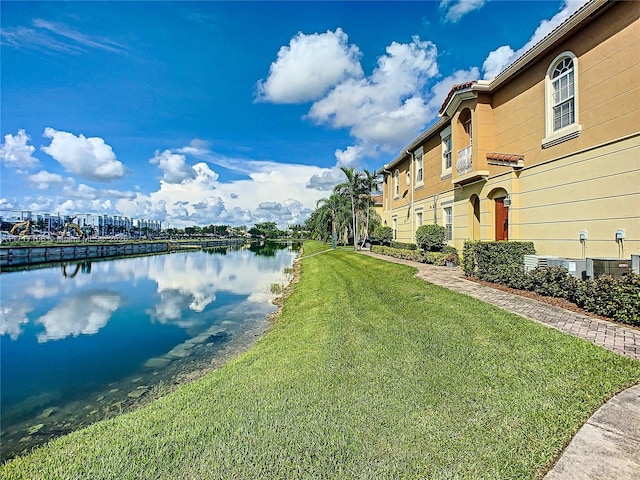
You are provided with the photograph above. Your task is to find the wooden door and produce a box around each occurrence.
[495,197,508,241]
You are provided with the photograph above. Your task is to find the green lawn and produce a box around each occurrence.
[3,241,639,479]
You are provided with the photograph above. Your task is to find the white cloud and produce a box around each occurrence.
[307,35,439,154]
[440,0,486,23]
[256,28,363,104]
[28,170,65,190]
[305,168,345,191]
[428,67,481,113]
[117,142,331,229]
[482,0,590,79]
[335,145,364,168]
[1,19,128,55]
[149,149,198,184]
[32,19,127,55]
[0,129,40,170]
[482,46,516,80]
[41,128,126,181]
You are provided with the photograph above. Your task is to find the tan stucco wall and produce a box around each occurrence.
[515,135,640,258]
[381,1,640,259]
[489,1,639,167]
[452,135,640,258]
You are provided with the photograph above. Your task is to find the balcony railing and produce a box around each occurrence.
[456,145,472,175]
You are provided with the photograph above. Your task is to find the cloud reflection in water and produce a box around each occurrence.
[35,292,123,342]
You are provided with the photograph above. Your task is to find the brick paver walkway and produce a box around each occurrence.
[360,251,640,360]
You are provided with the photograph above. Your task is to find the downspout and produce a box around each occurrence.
[383,167,393,226]
[406,151,414,244]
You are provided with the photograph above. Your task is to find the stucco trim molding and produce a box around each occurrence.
[541,125,582,149]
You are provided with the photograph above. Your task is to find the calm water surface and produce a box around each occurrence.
[0,242,299,461]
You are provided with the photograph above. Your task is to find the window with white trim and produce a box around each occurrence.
[444,206,452,241]
[552,57,575,130]
[440,126,452,177]
[543,52,581,148]
[414,148,424,185]
[416,211,423,227]
[394,169,399,197]
[392,217,397,240]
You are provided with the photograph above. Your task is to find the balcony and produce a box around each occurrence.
[456,145,472,175]
[452,144,489,186]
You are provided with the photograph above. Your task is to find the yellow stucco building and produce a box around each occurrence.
[380,0,639,259]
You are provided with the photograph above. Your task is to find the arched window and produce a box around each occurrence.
[543,52,581,148]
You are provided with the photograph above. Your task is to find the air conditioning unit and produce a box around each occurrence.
[586,258,631,279]
[523,255,562,273]
[546,258,588,280]
[632,254,640,275]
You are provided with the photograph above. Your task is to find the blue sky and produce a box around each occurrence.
[1,0,587,229]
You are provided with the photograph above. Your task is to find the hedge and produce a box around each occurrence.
[462,240,536,283]
[462,241,639,326]
[371,245,450,266]
[389,241,417,250]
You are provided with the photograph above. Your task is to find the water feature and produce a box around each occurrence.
[0,242,300,461]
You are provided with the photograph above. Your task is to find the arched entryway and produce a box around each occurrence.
[489,188,509,241]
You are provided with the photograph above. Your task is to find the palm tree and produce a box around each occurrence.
[358,169,381,247]
[314,194,350,246]
[334,166,363,250]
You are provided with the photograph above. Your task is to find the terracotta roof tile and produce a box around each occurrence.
[486,152,525,163]
[439,81,477,114]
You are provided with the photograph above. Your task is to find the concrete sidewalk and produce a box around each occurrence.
[359,250,640,479]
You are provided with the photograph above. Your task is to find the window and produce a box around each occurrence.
[394,170,399,197]
[444,136,452,169]
[440,126,452,177]
[392,217,397,240]
[416,211,423,227]
[415,148,424,185]
[543,52,580,148]
[552,57,575,130]
[444,206,452,242]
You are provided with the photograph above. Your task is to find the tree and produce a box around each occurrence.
[334,166,363,250]
[358,169,381,247]
[373,226,393,244]
[252,222,282,239]
[315,194,349,246]
[416,224,446,251]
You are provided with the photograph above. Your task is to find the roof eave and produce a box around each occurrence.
[382,116,450,172]
[486,0,610,91]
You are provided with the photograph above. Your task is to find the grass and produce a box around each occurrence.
[2,241,639,479]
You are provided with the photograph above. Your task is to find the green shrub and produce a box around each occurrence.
[466,241,536,283]
[462,239,639,325]
[390,241,417,250]
[462,241,478,276]
[526,266,579,302]
[373,226,393,244]
[371,245,447,265]
[576,274,640,326]
[415,225,446,252]
[424,252,448,266]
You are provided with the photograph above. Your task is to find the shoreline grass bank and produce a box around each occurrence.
[2,241,639,479]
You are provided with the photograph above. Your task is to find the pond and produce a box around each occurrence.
[0,242,300,462]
